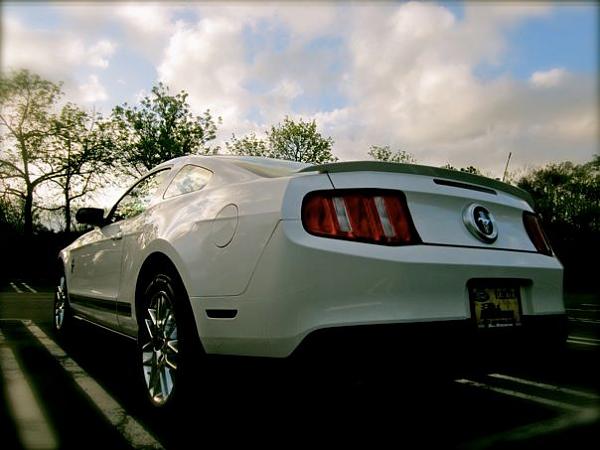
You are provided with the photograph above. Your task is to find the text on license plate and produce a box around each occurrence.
[469,286,522,329]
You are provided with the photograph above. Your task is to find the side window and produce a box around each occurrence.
[111,169,170,222]
[163,165,212,199]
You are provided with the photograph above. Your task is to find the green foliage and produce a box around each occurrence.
[0,69,63,175]
[460,166,482,175]
[0,69,65,236]
[0,195,23,233]
[225,132,269,157]
[441,164,482,175]
[267,117,336,164]
[0,69,62,133]
[518,157,600,235]
[368,145,416,164]
[45,103,115,231]
[226,117,337,164]
[518,156,599,288]
[111,82,221,177]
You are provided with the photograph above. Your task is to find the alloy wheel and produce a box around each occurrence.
[141,290,179,406]
[54,276,67,330]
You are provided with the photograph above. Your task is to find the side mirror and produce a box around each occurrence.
[75,207,105,227]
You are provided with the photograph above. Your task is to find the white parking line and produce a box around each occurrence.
[461,408,599,450]
[566,308,600,313]
[21,283,38,294]
[569,335,600,343]
[454,378,583,412]
[0,330,58,450]
[488,373,600,400]
[567,338,600,347]
[568,317,600,325]
[25,323,165,450]
[9,282,23,294]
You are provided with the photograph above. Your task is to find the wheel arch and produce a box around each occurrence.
[135,252,183,317]
[57,256,67,276]
[57,248,70,276]
[57,254,70,296]
[134,252,202,346]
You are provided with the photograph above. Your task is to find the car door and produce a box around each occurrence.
[69,169,170,328]
[68,218,125,328]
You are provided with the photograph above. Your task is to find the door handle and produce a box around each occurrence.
[112,232,123,241]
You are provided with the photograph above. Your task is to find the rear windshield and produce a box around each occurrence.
[225,157,309,178]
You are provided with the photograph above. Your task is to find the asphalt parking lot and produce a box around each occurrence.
[1,280,599,449]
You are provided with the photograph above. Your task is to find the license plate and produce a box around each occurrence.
[469,284,522,329]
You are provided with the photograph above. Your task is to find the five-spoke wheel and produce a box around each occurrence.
[137,271,198,410]
[140,288,179,406]
[53,274,71,334]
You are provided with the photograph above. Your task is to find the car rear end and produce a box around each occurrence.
[235,162,566,361]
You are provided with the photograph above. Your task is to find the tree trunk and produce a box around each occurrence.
[64,183,71,233]
[23,187,34,238]
[64,146,72,233]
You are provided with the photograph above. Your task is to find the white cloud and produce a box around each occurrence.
[150,1,597,172]
[264,3,339,40]
[157,18,247,126]
[155,15,264,148]
[87,40,116,69]
[155,4,347,144]
[2,2,596,173]
[271,80,303,100]
[112,3,181,62]
[305,1,595,172]
[194,2,339,41]
[79,75,108,103]
[2,16,117,76]
[530,68,568,88]
[115,3,175,35]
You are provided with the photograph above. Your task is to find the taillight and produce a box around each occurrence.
[301,189,420,246]
[523,212,553,256]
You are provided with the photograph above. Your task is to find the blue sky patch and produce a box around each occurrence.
[474,4,598,81]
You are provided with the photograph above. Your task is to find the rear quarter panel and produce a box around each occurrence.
[127,175,300,302]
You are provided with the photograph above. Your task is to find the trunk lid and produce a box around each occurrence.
[299,162,537,252]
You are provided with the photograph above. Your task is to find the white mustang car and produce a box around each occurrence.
[54,155,566,408]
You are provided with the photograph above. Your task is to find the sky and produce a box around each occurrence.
[2,1,598,177]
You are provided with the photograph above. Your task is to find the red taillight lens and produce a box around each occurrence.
[301,189,420,245]
[523,212,553,256]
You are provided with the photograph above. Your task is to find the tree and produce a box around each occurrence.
[441,164,482,175]
[267,117,336,163]
[518,157,600,235]
[460,166,481,175]
[368,145,416,164]
[226,117,337,164]
[0,70,64,236]
[111,82,220,178]
[225,131,269,157]
[517,156,599,288]
[0,193,23,234]
[44,104,114,232]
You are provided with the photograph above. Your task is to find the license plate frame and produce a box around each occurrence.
[468,282,523,329]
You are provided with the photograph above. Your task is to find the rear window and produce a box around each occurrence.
[164,165,213,199]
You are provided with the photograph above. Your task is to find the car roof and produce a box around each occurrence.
[154,155,310,178]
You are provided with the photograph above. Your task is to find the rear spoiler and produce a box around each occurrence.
[298,161,534,208]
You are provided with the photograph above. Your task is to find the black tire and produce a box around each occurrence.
[53,272,72,336]
[136,271,201,410]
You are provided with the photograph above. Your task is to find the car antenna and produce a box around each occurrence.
[502,152,512,183]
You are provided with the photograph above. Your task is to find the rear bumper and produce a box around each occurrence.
[192,220,564,358]
[292,314,568,360]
